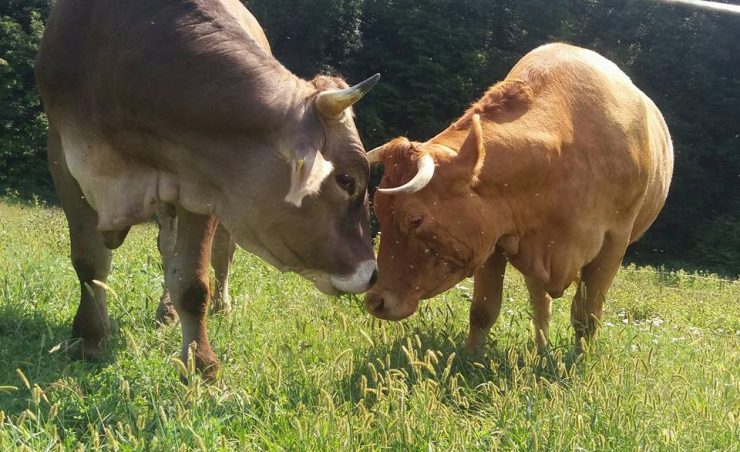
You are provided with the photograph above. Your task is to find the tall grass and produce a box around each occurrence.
[0,200,738,450]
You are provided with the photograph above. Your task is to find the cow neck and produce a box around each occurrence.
[429,126,527,252]
[238,56,311,131]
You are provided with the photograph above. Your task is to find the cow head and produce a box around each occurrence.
[364,115,499,319]
[222,74,380,295]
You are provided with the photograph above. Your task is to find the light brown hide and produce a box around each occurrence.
[366,44,674,351]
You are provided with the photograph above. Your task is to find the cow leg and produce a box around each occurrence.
[465,248,507,352]
[156,213,235,321]
[166,207,220,379]
[209,225,236,314]
[154,203,179,326]
[571,234,627,350]
[47,128,113,360]
[524,277,552,351]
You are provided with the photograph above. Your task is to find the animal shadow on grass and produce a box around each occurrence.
[0,304,119,416]
[336,316,584,413]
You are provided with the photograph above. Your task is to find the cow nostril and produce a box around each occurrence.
[367,293,384,313]
[375,296,385,312]
[369,269,378,287]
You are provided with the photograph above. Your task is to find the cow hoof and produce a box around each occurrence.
[179,364,219,384]
[210,294,232,315]
[573,330,596,355]
[155,294,179,326]
[66,339,106,362]
[196,350,220,381]
[463,340,480,355]
[464,329,488,354]
[178,342,220,382]
[181,358,220,383]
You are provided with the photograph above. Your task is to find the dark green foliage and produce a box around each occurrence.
[0,0,737,273]
[560,0,740,274]
[0,0,51,198]
[343,0,493,143]
[243,0,365,77]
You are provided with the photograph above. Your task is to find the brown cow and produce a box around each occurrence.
[365,43,673,352]
[35,0,380,378]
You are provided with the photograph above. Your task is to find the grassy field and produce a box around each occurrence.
[0,199,738,450]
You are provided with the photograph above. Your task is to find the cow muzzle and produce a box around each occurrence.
[328,260,378,294]
[310,260,378,295]
[364,289,419,321]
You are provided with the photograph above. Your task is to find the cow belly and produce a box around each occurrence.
[58,125,172,232]
[503,228,607,297]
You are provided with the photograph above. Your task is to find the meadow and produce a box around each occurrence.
[0,198,738,450]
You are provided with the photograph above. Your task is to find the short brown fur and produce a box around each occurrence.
[366,44,673,352]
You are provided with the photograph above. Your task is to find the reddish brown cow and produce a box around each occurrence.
[365,43,673,351]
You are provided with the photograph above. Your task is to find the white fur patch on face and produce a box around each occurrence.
[284,150,334,207]
[330,260,378,294]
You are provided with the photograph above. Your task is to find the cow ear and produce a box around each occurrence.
[453,114,486,184]
[284,150,334,207]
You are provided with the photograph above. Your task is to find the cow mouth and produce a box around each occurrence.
[364,290,419,321]
[295,270,337,295]
[363,269,466,320]
[297,261,378,296]
[329,260,378,294]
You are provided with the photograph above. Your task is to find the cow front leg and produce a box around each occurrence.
[166,208,220,379]
[524,277,553,352]
[465,248,507,352]
[68,221,113,361]
[209,225,236,314]
[48,127,113,360]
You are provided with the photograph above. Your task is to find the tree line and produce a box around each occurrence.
[1,0,738,275]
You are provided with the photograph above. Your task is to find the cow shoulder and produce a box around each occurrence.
[450,80,534,131]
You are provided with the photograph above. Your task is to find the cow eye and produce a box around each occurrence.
[335,174,356,196]
[408,215,425,230]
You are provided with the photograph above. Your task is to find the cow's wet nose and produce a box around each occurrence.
[364,290,418,321]
[365,291,384,314]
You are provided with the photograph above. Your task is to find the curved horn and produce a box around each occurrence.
[377,154,435,195]
[366,145,386,165]
[316,73,380,118]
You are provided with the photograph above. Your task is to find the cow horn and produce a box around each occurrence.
[377,154,435,195]
[316,73,381,119]
[366,145,386,165]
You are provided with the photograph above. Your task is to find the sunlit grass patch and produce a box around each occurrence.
[1,199,738,449]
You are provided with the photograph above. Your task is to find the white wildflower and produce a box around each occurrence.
[687,326,701,336]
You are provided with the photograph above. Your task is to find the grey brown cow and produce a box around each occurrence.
[36,0,379,378]
[365,44,673,352]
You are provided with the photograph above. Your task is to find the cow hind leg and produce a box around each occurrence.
[465,248,507,352]
[155,203,179,326]
[524,277,553,352]
[165,208,220,379]
[48,128,114,360]
[210,225,236,314]
[571,233,628,352]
